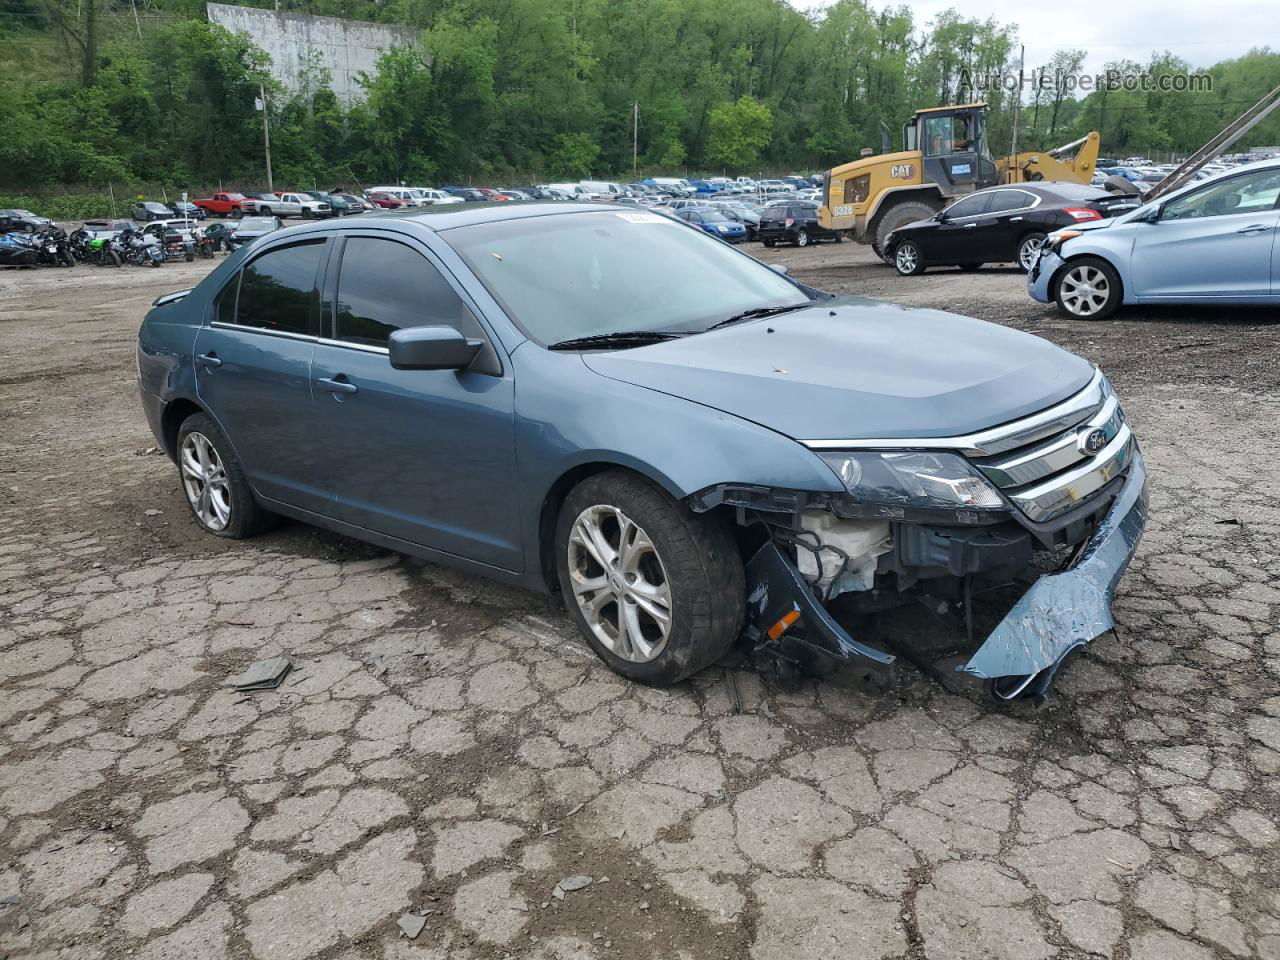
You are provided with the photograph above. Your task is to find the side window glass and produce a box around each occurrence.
[984,191,1031,214]
[946,194,990,218]
[334,237,470,347]
[236,240,325,336]
[215,272,239,326]
[1162,170,1280,222]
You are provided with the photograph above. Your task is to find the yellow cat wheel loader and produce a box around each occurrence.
[819,103,1100,262]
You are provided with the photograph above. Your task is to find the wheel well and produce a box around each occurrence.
[160,398,203,459]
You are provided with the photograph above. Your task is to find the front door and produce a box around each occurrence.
[928,192,993,263]
[1132,168,1280,299]
[309,233,522,571]
[193,237,329,512]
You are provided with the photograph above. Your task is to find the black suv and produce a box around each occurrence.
[758,202,841,248]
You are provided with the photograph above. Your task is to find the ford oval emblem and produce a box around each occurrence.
[1080,428,1109,455]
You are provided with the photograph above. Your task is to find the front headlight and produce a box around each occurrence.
[816,451,1006,517]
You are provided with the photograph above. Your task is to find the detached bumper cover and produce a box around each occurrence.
[961,448,1148,680]
[1027,248,1065,304]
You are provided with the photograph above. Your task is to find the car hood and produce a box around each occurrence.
[582,298,1095,441]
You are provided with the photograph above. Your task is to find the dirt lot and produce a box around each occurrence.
[1,242,1278,960]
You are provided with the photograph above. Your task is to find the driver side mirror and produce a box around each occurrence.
[934,210,948,222]
[388,325,483,371]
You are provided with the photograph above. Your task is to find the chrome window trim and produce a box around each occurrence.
[800,369,1106,455]
[316,336,389,355]
[210,321,316,343]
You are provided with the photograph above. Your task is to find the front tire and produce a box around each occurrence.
[893,239,926,276]
[873,199,941,263]
[555,470,744,686]
[175,413,276,539]
[1053,256,1122,320]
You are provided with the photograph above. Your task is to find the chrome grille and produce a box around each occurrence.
[968,376,1134,522]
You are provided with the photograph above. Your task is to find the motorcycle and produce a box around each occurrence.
[119,227,165,267]
[69,228,122,266]
[33,227,75,267]
[198,222,233,257]
[0,232,38,267]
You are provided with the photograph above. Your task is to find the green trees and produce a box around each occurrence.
[0,0,1274,190]
[707,97,773,169]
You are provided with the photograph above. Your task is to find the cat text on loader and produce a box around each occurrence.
[819,103,1101,261]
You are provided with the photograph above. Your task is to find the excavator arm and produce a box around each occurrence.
[999,131,1100,184]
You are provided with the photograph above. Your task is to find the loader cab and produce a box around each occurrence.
[904,104,999,195]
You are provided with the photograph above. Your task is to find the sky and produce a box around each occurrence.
[788,0,1271,76]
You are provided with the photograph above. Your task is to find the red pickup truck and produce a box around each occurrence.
[192,193,250,217]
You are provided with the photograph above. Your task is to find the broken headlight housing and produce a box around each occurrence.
[816,451,1009,523]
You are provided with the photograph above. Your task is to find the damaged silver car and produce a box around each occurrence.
[136,202,1147,703]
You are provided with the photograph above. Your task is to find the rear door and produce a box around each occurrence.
[193,237,329,511]
[979,188,1041,262]
[308,233,522,569]
[1131,168,1280,299]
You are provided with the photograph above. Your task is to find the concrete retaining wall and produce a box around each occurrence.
[207,3,421,102]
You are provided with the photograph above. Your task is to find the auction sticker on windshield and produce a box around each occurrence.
[613,212,668,223]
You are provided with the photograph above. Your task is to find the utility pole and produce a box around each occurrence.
[130,0,142,40]
[632,103,639,176]
[257,84,274,192]
[82,0,97,86]
[1010,44,1024,176]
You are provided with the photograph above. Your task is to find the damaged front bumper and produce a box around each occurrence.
[743,449,1148,696]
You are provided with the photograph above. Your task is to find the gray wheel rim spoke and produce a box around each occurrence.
[1020,238,1043,269]
[1061,266,1109,316]
[180,432,231,531]
[568,504,671,663]
[897,246,916,271]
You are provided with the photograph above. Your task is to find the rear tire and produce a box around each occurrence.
[1053,256,1122,320]
[555,470,744,686]
[795,229,809,247]
[1017,232,1048,272]
[175,412,277,539]
[763,239,776,248]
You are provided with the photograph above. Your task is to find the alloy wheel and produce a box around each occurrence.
[1018,236,1045,271]
[180,431,232,531]
[567,504,672,663]
[895,244,918,273]
[1059,264,1111,317]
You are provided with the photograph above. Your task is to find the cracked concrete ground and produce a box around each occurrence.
[1,249,1278,960]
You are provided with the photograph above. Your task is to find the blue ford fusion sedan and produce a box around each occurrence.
[138,202,1147,702]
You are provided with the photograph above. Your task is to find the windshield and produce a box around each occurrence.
[444,210,808,344]
[238,217,275,230]
[699,210,731,223]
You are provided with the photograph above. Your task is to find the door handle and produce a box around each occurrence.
[1009,216,1023,222]
[1236,224,1272,234]
[317,377,358,395]
[963,223,977,229]
[196,353,222,369]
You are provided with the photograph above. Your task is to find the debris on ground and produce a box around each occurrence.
[227,656,292,691]
[144,508,162,517]
[397,913,427,939]
[558,875,593,893]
